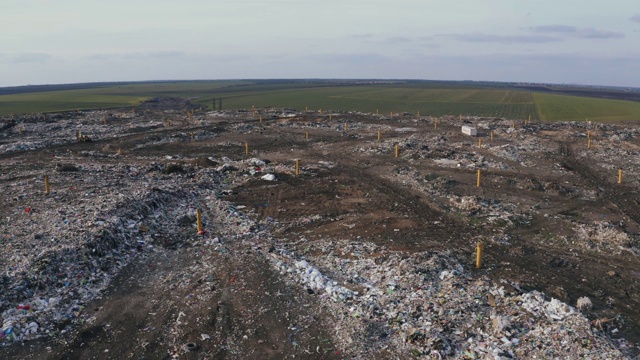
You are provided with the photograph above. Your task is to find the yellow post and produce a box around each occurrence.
[390,111,393,118]
[512,121,515,128]
[306,131,309,140]
[245,143,249,155]
[344,123,347,131]
[259,116,262,124]
[196,209,202,234]
[395,144,399,158]
[376,109,379,115]
[490,131,494,141]
[378,131,381,141]
[417,111,420,117]
[295,159,300,176]
[459,114,462,122]
[478,138,482,147]
[618,169,622,184]
[588,138,591,149]
[434,119,438,130]
[305,106,308,112]
[330,114,332,120]
[44,175,50,195]
[587,130,591,140]
[477,169,481,187]
[476,243,483,269]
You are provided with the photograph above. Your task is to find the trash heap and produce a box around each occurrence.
[0,160,223,346]
[269,239,631,358]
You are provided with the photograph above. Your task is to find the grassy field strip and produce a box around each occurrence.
[1,81,640,122]
[533,93,640,122]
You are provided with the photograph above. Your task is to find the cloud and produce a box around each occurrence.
[400,53,640,87]
[86,51,187,61]
[350,34,373,40]
[532,25,624,39]
[448,33,561,44]
[9,53,52,63]
[532,25,577,33]
[122,50,186,59]
[315,53,392,64]
[576,28,624,39]
[384,36,412,44]
[631,14,640,23]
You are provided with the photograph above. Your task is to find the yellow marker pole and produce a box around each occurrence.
[587,130,591,140]
[295,159,300,176]
[259,116,262,124]
[245,143,249,155]
[376,109,379,115]
[344,123,347,132]
[476,243,483,269]
[395,144,399,158]
[477,169,481,187]
[390,111,393,118]
[305,106,308,112]
[459,114,462,122]
[512,121,515,128]
[618,169,622,184]
[417,111,420,117]
[378,131,381,141]
[588,138,591,149]
[330,114,332,120]
[478,138,482,147]
[306,131,309,140]
[44,175,50,195]
[434,119,438,130]
[196,209,202,234]
[490,131,494,141]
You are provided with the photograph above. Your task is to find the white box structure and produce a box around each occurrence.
[461,126,477,136]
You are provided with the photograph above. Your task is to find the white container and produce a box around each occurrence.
[461,126,477,136]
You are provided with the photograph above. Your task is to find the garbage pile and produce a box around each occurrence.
[269,239,631,358]
[0,159,224,346]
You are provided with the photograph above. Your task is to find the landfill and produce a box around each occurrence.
[0,106,639,358]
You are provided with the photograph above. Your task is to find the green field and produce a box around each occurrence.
[1,80,640,122]
[533,92,640,122]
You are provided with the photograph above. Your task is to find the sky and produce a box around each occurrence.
[1,0,639,87]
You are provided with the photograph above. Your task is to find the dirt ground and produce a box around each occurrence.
[1,107,639,358]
